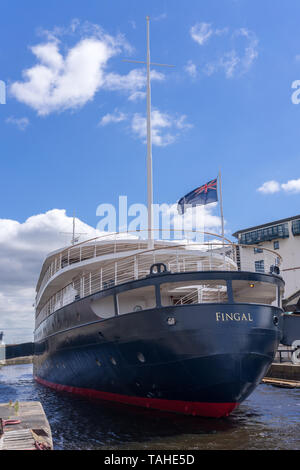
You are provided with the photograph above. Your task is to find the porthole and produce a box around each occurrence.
[137,352,145,363]
[110,357,117,365]
[96,359,102,367]
[167,317,176,326]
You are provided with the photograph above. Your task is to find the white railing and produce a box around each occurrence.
[35,236,282,327]
[36,230,234,300]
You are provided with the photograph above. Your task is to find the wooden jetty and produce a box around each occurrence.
[0,401,53,450]
[262,376,300,388]
[1,356,33,366]
[263,362,300,388]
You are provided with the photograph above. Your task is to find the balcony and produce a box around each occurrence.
[292,219,300,236]
[240,223,289,245]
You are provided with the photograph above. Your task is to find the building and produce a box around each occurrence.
[232,215,300,308]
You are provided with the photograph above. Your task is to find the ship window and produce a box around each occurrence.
[117,286,156,315]
[160,280,228,306]
[90,295,115,318]
[232,280,277,305]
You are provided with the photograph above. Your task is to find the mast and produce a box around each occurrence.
[60,211,87,245]
[218,169,225,245]
[72,211,76,245]
[146,16,154,250]
[122,17,174,249]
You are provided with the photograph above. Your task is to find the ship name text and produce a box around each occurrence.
[216,312,253,322]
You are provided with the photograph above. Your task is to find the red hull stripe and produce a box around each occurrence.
[35,376,238,418]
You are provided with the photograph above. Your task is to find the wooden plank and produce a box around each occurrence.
[262,377,300,388]
[0,401,53,450]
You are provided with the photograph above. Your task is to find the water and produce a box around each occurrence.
[0,364,299,450]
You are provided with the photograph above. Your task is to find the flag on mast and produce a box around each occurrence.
[177,178,218,215]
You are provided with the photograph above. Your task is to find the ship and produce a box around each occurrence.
[33,232,284,417]
[33,17,285,417]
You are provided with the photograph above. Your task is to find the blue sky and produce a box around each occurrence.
[1,0,300,338]
[1,0,300,234]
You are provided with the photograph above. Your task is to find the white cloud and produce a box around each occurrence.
[235,28,259,73]
[131,109,192,147]
[128,91,146,101]
[257,178,300,194]
[170,203,221,232]
[281,178,300,193]
[5,116,29,131]
[219,50,240,78]
[190,23,213,45]
[184,60,197,78]
[190,22,258,79]
[10,21,165,115]
[11,37,121,115]
[257,180,281,194]
[153,13,167,22]
[103,68,165,100]
[0,209,103,339]
[99,109,127,126]
[98,107,192,146]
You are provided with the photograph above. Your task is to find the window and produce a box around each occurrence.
[90,295,115,318]
[273,240,279,250]
[292,219,300,236]
[117,286,156,315]
[254,247,263,254]
[160,280,228,306]
[240,223,289,245]
[232,280,277,305]
[255,260,265,273]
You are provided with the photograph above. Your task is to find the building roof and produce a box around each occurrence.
[232,214,300,239]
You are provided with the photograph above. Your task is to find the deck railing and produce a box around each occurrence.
[36,230,235,301]
[35,233,282,327]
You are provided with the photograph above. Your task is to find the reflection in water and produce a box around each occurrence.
[0,364,299,450]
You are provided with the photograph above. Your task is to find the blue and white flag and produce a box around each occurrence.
[177,178,218,215]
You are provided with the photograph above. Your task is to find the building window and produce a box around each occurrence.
[240,223,289,245]
[292,219,300,236]
[255,260,265,273]
[273,240,279,250]
[254,247,263,254]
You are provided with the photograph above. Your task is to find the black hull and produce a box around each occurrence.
[34,297,282,417]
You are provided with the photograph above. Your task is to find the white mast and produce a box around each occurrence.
[218,169,225,245]
[60,211,87,245]
[146,16,154,250]
[123,17,174,249]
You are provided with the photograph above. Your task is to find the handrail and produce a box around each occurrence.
[36,228,282,305]
[36,229,234,296]
[35,235,282,328]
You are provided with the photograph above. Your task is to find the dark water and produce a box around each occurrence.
[0,364,299,450]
